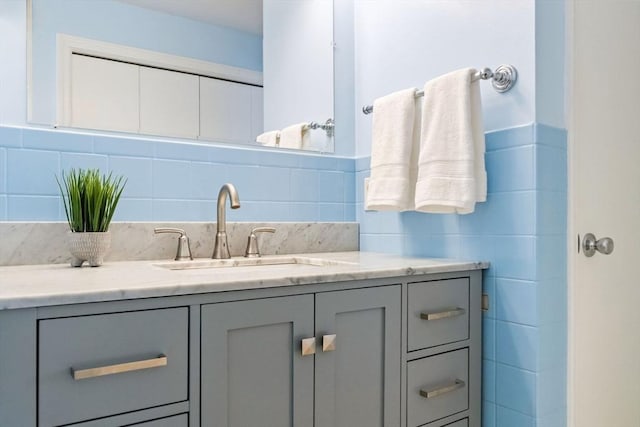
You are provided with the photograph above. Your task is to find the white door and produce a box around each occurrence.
[569,1,640,426]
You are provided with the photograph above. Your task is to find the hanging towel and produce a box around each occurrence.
[256,130,280,147]
[280,123,310,149]
[365,87,420,211]
[414,68,486,214]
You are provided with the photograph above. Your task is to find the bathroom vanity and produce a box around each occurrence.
[0,252,485,427]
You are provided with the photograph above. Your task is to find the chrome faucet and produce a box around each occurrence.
[212,183,241,259]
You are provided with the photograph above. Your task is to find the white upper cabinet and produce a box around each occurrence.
[70,54,139,133]
[199,77,253,144]
[139,67,199,139]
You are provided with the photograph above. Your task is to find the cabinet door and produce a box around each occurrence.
[201,295,314,427]
[250,86,264,142]
[69,54,139,132]
[315,286,401,427]
[139,67,199,138]
[199,77,252,143]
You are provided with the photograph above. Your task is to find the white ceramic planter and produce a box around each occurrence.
[67,231,111,267]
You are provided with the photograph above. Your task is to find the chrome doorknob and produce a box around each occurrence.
[582,233,614,257]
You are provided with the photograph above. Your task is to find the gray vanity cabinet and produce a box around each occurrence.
[200,285,402,427]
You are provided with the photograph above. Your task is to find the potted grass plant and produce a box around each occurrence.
[57,169,126,267]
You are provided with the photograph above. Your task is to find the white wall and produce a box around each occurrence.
[0,0,27,125]
[354,0,537,157]
[263,0,335,152]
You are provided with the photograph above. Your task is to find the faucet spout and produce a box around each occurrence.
[213,183,241,259]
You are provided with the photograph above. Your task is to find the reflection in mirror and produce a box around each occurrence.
[28,0,334,153]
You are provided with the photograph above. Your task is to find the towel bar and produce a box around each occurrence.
[362,64,517,114]
[304,118,335,137]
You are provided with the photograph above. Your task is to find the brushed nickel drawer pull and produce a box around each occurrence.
[322,334,336,352]
[420,307,465,321]
[419,379,466,399]
[301,337,316,356]
[71,354,167,380]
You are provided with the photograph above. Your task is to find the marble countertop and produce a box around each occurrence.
[0,252,488,310]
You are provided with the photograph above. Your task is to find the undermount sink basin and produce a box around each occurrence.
[153,256,357,271]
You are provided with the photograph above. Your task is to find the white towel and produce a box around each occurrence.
[280,123,310,149]
[256,130,280,147]
[365,88,419,211]
[414,68,486,214]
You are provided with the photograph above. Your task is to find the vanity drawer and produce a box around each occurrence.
[407,349,469,427]
[131,414,188,426]
[38,308,189,427]
[407,278,469,351]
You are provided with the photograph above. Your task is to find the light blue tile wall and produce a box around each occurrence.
[0,126,356,222]
[357,123,567,426]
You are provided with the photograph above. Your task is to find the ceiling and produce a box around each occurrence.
[116,0,263,35]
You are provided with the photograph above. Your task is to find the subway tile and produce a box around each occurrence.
[60,153,108,173]
[496,405,535,427]
[492,236,537,280]
[535,145,567,192]
[189,162,228,200]
[537,191,567,235]
[112,198,153,221]
[0,148,5,192]
[297,154,337,171]
[207,145,254,165]
[401,211,461,235]
[485,145,535,193]
[360,210,403,234]
[355,156,370,172]
[485,124,534,151]
[483,318,496,360]
[343,172,355,204]
[537,278,567,325]
[152,159,193,199]
[483,359,496,402]
[288,203,317,221]
[537,407,567,427]
[7,149,59,195]
[496,363,536,415]
[496,321,538,371]
[248,167,291,201]
[0,195,6,220]
[344,203,356,222]
[483,191,536,236]
[109,157,153,199]
[459,235,494,267]
[151,199,215,221]
[0,126,22,148]
[290,169,319,202]
[496,278,537,326]
[94,135,155,157]
[8,195,61,220]
[250,149,299,169]
[154,140,211,162]
[406,233,461,258]
[318,203,344,221]
[318,171,345,202]
[22,129,92,152]
[335,157,355,173]
[534,124,567,149]
[538,322,567,372]
[359,233,404,254]
[482,401,496,427]
[537,367,567,416]
[355,170,368,203]
[536,235,566,280]
[245,201,291,221]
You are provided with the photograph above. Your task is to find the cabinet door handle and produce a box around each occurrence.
[322,334,336,352]
[301,337,316,356]
[419,379,465,399]
[420,307,465,321]
[71,354,167,380]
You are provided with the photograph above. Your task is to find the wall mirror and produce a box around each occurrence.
[28,0,335,153]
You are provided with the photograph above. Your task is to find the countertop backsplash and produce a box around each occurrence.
[0,222,359,266]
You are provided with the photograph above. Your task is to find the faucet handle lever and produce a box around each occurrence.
[154,228,193,261]
[245,227,276,258]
